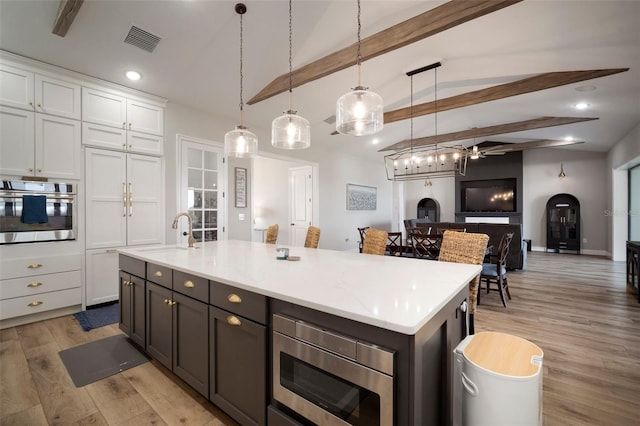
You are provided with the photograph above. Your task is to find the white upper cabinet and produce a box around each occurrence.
[82,88,127,128]
[83,87,164,136]
[0,106,34,176]
[0,64,33,111]
[0,106,81,179]
[35,113,81,179]
[0,63,81,120]
[127,98,164,135]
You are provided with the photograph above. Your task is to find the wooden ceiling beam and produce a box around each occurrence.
[52,0,84,37]
[247,0,522,105]
[379,116,598,152]
[383,68,628,124]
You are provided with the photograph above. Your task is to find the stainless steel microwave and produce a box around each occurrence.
[0,180,76,244]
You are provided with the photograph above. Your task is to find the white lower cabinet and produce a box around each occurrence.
[85,248,121,306]
[0,253,81,321]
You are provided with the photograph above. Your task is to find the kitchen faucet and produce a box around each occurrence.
[172,212,196,248]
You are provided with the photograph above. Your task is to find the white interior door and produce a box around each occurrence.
[289,165,313,247]
[178,136,225,244]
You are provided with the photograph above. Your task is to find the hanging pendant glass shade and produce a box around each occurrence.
[272,110,311,149]
[336,85,384,136]
[224,125,258,158]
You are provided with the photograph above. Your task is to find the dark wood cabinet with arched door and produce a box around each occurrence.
[546,193,580,253]
[417,198,440,222]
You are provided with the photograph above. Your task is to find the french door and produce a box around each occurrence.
[178,135,225,244]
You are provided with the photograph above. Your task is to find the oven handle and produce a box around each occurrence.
[0,193,75,200]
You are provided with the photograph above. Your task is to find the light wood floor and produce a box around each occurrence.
[1,252,638,425]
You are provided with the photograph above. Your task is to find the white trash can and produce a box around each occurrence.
[453,331,544,426]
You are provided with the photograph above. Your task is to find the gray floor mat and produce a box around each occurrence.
[59,334,149,387]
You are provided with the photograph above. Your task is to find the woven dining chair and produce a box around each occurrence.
[480,231,514,307]
[304,226,321,248]
[265,224,279,244]
[362,228,388,255]
[439,230,489,335]
[357,227,370,253]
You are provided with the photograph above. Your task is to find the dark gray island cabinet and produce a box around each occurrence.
[119,254,268,426]
[118,241,479,426]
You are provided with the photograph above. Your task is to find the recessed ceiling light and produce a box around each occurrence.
[372,138,379,145]
[574,102,589,110]
[575,85,596,92]
[126,70,141,81]
[564,136,574,141]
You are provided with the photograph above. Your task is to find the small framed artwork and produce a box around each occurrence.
[346,183,377,210]
[235,167,247,208]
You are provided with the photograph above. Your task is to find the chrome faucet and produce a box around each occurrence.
[172,212,196,248]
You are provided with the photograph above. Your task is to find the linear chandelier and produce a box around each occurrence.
[385,62,468,181]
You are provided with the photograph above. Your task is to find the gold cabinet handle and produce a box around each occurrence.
[170,300,176,306]
[122,182,127,217]
[28,301,43,307]
[128,183,133,216]
[154,271,163,277]
[123,122,126,129]
[27,282,43,288]
[227,294,242,304]
[164,298,169,304]
[227,315,241,326]
[27,263,43,269]
[184,280,195,288]
[128,122,132,130]
[37,103,42,108]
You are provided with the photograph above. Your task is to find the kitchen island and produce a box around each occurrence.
[118,240,481,426]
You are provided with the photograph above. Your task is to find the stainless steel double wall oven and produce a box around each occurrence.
[0,180,76,244]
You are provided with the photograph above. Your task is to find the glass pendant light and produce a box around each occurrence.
[272,0,310,149]
[225,3,258,158]
[335,0,383,136]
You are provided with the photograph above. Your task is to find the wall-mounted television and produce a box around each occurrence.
[461,178,517,212]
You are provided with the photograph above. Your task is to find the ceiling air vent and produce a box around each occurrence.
[124,26,161,53]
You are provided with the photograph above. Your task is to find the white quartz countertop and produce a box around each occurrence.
[118,240,481,335]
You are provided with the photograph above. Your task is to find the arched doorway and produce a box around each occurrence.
[417,198,440,221]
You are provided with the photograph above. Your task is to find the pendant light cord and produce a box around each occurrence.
[239,11,244,124]
[410,74,414,156]
[288,0,293,110]
[356,0,362,86]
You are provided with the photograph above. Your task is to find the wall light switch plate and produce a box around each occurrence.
[239,213,245,221]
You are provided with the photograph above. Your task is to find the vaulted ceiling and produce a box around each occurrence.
[1,0,638,162]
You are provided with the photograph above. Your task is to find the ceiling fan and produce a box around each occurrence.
[379,116,597,152]
[471,139,585,159]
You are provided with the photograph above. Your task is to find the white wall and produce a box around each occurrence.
[523,149,607,255]
[403,177,456,222]
[163,101,239,244]
[606,122,640,259]
[253,156,304,244]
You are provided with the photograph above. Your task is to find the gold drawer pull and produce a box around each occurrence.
[164,298,170,304]
[227,294,242,304]
[184,280,195,289]
[154,271,163,277]
[169,300,176,306]
[27,282,43,288]
[28,301,43,307]
[227,315,241,326]
[27,263,43,269]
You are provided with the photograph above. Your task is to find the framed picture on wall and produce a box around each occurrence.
[346,183,377,210]
[235,167,247,208]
